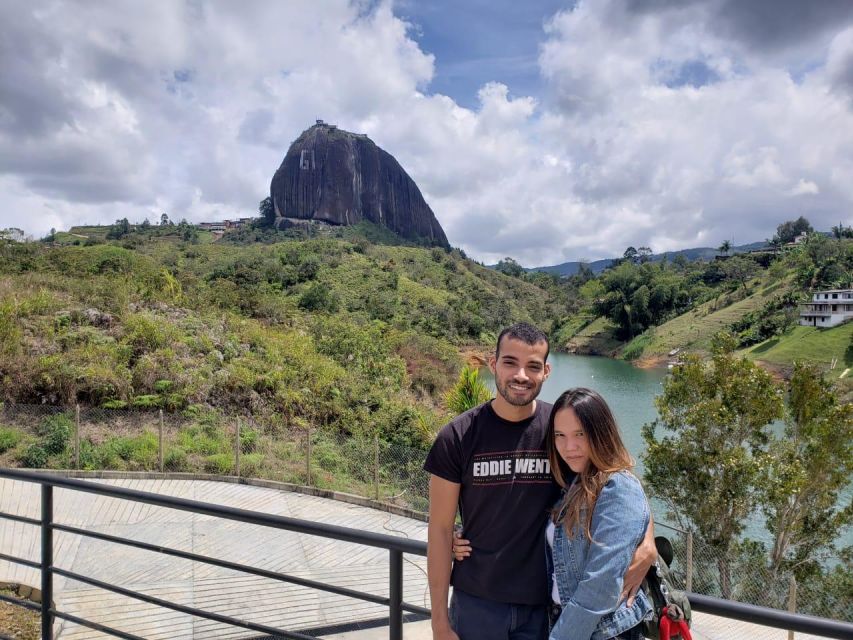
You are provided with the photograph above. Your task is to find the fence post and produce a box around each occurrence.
[41,484,54,640]
[306,422,312,486]
[74,404,80,470]
[389,549,403,640]
[374,433,380,501]
[158,409,164,473]
[686,531,693,592]
[788,575,797,640]
[235,417,241,478]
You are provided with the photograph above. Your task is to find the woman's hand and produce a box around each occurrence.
[620,517,657,605]
[452,529,471,561]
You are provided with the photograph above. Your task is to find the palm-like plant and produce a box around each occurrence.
[445,365,492,415]
[718,240,732,256]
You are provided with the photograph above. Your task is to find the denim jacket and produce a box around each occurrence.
[548,471,652,640]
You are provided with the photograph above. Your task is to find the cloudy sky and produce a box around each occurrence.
[2,0,853,266]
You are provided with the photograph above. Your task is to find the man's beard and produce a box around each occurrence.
[495,378,542,407]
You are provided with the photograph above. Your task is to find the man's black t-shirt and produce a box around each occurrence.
[424,400,561,605]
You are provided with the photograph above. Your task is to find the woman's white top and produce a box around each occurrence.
[545,520,561,605]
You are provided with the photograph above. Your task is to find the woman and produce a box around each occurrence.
[545,387,651,640]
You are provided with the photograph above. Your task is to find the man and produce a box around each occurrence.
[425,322,655,640]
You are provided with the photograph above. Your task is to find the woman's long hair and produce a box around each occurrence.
[546,387,634,540]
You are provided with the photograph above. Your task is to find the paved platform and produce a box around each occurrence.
[0,476,835,639]
[0,477,429,639]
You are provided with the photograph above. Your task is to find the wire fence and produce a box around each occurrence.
[0,402,850,629]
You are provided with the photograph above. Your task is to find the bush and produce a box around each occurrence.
[240,427,258,453]
[0,426,22,454]
[39,414,72,455]
[299,282,339,312]
[313,438,346,474]
[178,424,228,455]
[164,447,188,471]
[131,394,162,409]
[622,331,653,361]
[204,453,234,474]
[154,379,173,393]
[21,444,48,468]
[239,453,264,477]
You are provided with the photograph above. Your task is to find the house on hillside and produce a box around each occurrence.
[799,289,853,327]
[198,222,225,232]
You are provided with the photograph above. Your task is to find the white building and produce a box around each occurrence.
[799,289,853,327]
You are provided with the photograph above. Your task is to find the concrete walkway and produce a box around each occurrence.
[0,477,429,639]
[0,476,835,639]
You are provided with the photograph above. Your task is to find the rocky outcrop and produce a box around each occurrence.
[270,121,449,248]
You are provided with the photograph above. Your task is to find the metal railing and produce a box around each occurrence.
[0,468,428,639]
[5,401,849,624]
[0,468,852,640]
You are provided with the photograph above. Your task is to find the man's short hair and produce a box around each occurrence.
[496,322,550,361]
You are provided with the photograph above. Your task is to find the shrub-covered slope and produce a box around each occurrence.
[0,228,556,446]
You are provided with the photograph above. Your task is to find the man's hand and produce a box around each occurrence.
[620,515,656,606]
[451,529,471,561]
[432,623,461,640]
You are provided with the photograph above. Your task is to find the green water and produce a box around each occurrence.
[481,352,852,549]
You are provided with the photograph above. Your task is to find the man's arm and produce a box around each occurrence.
[620,512,656,606]
[427,474,461,640]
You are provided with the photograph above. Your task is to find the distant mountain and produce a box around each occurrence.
[528,241,769,276]
[269,121,449,248]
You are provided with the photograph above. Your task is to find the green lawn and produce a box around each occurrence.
[744,322,853,370]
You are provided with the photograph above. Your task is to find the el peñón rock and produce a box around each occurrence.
[270,121,449,248]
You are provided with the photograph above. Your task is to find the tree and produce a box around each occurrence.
[445,365,492,414]
[106,218,130,239]
[637,246,653,263]
[772,216,813,245]
[760,363,853,580]
[160,213,170,226]
[576,261,594,283]
[642,332,783,597]
[721,255,756,289]
[298,282,339,313]
[495,257,525,278]
[831,223,853,239]
[718,240,732,256]
[622,246,638,264]
[259,196,275,224]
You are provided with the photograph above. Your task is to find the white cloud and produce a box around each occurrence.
[787,179,820,196]
[1,0,853,265]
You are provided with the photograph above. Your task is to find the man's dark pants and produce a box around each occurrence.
[449,588,549,640]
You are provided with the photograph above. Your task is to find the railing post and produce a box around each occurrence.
[235,417,241,478]
[74,404,80,470]
[374,433,380,501]
[41,484,53,640]
[788,575,797,640]
[389,549,403,640]
[686,531,693,592]
[158,409,164,473]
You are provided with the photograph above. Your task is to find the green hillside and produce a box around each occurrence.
[545,233,853,383]
[639,275,796,359]
[0,224,557,448]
